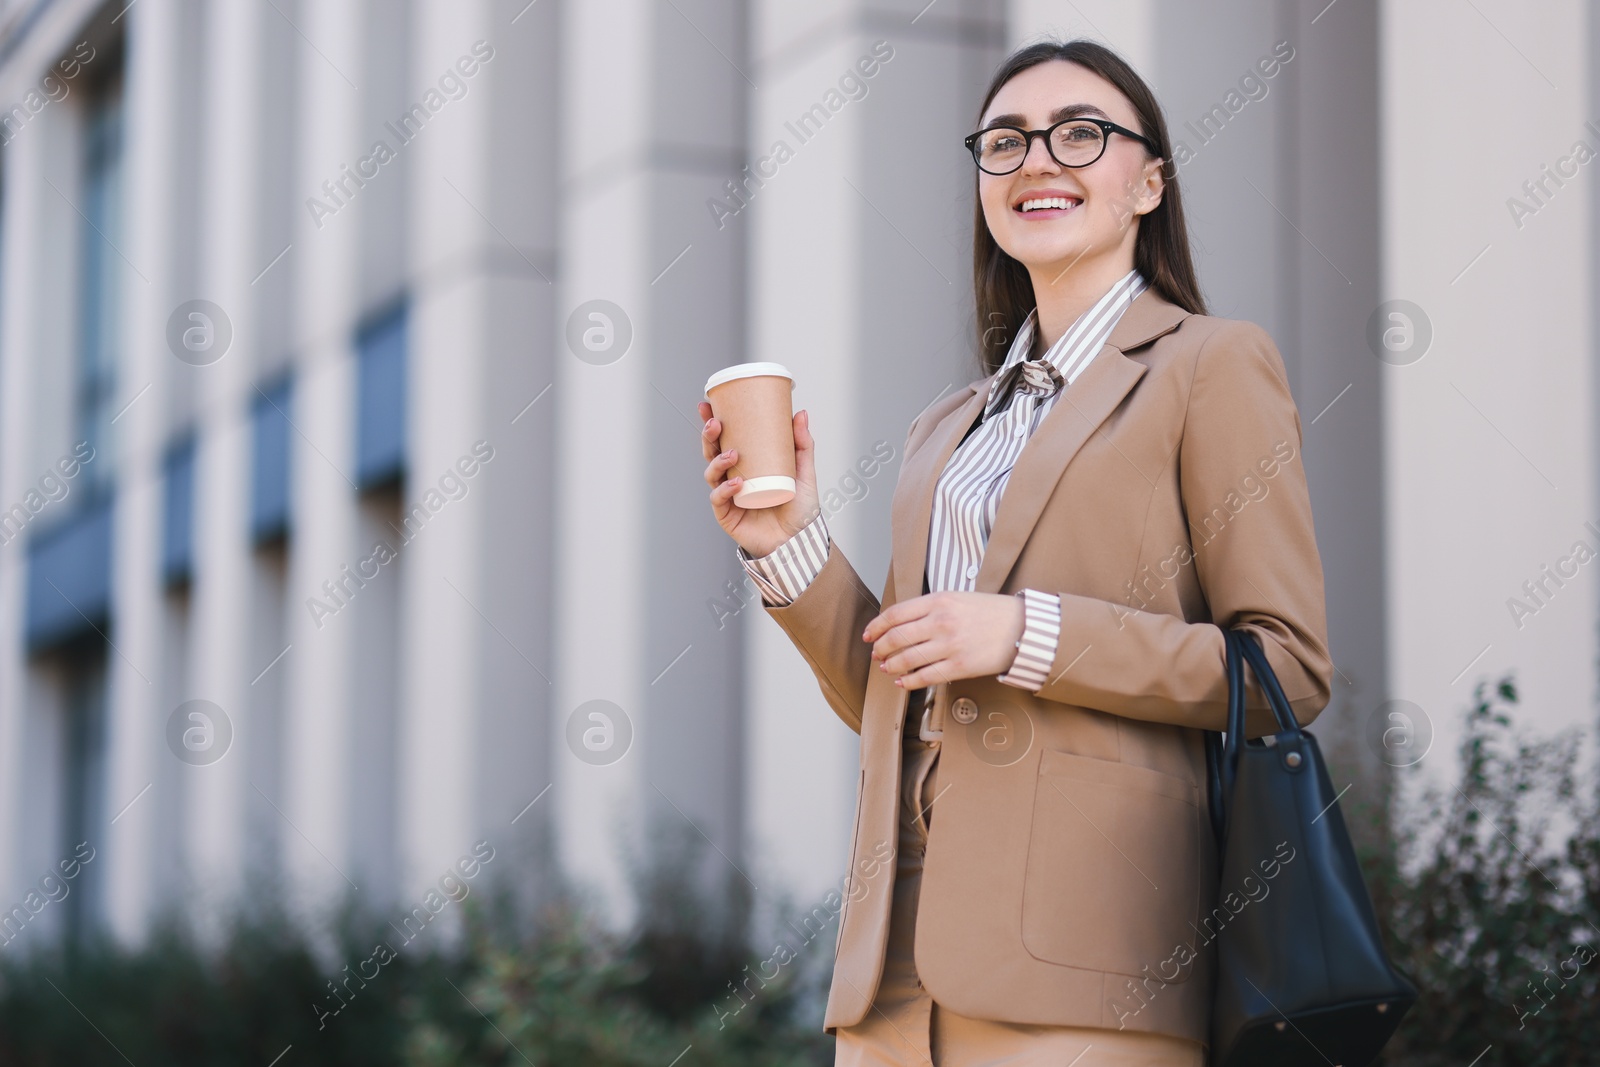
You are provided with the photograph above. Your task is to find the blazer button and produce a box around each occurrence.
[951,697,978,724]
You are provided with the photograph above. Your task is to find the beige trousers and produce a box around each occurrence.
[833,735,1207,1067]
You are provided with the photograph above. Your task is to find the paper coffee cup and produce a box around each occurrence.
[704,361,796,509]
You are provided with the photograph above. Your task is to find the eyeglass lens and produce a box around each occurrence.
[973,121,1105,172]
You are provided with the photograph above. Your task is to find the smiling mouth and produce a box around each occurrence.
[1015,195,1083,216]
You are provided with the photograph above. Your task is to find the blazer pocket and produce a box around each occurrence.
[1020,749,1202,981]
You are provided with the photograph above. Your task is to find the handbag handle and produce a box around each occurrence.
[1233,628,1304,739]
[1219,628,1244,798]
[1211,627,1306,844]
[1206,633,1240,843]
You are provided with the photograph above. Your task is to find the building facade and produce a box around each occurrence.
[0,0,1593,951]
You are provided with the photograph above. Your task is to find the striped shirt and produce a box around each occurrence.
[737,269,1149,721]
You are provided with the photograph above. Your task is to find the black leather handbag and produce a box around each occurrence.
[1201,628,1417,1066]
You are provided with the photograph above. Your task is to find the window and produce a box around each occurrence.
[354,301,407,490]
[26,65,125,650]
[60,638,109,945]
[25,497,113,650]
[76,78,126,497]
[251,378,292,542]
[161,437,196,585]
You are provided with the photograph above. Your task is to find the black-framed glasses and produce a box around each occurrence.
[964,117,1159,175]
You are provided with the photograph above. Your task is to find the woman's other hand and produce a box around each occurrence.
[862,591,1027,689]
[700,401,821,559]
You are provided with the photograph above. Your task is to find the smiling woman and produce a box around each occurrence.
[699,36,1332,1067]
[969,48,1206,378]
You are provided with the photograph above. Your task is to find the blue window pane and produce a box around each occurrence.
[251,378,292,542]
[27,494,114,652]
[78,85,125,496]
[61,640,108,943]
[161,438,195,585]
[355,303,406,490]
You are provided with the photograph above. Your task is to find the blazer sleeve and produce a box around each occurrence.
[756,407,939,734]
[762,538,885,734]
[1032,319,1334,739]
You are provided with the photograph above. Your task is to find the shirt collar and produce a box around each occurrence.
[984,268,1149,418]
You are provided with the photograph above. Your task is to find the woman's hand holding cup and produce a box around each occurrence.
[700,401,820,559]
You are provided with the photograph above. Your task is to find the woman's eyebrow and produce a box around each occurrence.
[981,103,1111,129]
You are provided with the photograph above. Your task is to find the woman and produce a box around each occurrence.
[698,39,1332,1066]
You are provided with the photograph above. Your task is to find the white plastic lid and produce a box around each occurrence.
[704,361,794,395]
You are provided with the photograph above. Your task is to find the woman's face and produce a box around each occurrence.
[976,60,1163,279]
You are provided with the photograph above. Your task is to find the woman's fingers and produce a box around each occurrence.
[702,447,738,489]
[894,656,958,691]
[793,409,816,491]
[879,639,933,677]
[698,402,721,463]
[710,472,743,508]
[875,617,934,670]
[883,638,944,681]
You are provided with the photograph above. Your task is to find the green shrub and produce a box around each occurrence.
[0,841,832,1065]
[1376,674,1600,1065]
[5,673,1592,1063]
[403,898,830,1067]
[0,898,423,1065]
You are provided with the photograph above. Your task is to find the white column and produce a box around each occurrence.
[396,0,560,918]
[554,0,653,923]
[100,0,184,943]
[185,0,267,918]
[397,0,491,908]
[1382,1,1595,775]
[0,63,54,912]
[554,0,766,922]
[0,37,102,921]
[1271,2,1388,796]
[280,0,365,912]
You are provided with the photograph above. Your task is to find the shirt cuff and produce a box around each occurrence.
[998,588,1061,691]
[735,509,830,607]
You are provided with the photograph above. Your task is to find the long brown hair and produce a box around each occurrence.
[972,40,1207,374]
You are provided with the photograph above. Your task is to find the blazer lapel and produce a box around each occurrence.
[890,382,988,609]
[975,290,1190,593]
[972,347,1146,593]
[890,290,1191,604]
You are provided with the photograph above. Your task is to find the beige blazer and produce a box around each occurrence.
[763,289,1334,1045]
